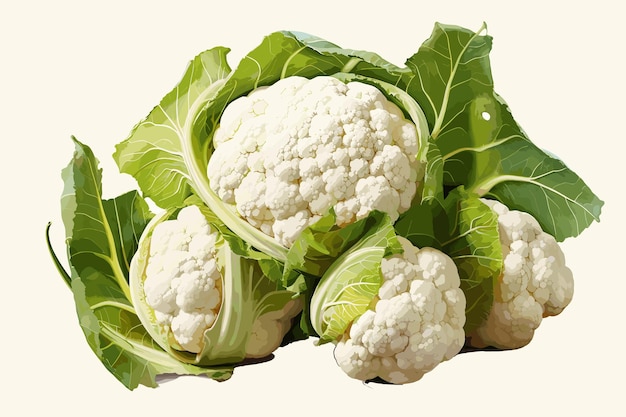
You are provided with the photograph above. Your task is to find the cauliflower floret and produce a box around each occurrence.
[467,199,575,349]
[333,237,466,384]
[143,206,223,353]
[207,76,422,247]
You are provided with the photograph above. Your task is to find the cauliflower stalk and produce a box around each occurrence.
[208,75,424,247]
[467,199,574,349]
[310,218,466,384]
[130,204,302,365]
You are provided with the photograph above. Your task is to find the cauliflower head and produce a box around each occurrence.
[334,237,466,384]
[207,76,422,247]
[140,205,300,358]
[467,199,574,350]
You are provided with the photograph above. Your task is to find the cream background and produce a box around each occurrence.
[2,0,624,415]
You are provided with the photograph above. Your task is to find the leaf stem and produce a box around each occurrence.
[181,80,289,262]
[45,222,72,288]
[91,300,137,315]
[431,22,488,140]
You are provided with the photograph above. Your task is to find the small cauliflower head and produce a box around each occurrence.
[132,205,301,362]
[143,205,221,353]
[467,199,574,350]
[208,76,423,247]
[333,237,466,384]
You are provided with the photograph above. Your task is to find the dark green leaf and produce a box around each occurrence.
[404,22,493,140]
[405,23,602,240]
[395,187,501,333]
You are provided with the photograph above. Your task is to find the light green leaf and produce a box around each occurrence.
[309,215,401,344]
[315,247,384,344]
[114,47,230,208]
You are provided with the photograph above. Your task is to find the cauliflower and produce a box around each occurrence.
[466,199,574,350]
[207,76,422,247]
[133,205,301,361]
[317,236,466,384]
[143,205,222,352]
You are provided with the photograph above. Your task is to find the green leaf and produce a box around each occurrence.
[62,137,148,304]
[457,93,603,241]
[280,211,398,343]
[58,138,232,389]
[114,47,231,209]
[284,210,389,280]
[309,214,401,344]
[71,277,231,389]
[405,22,493,140]
[288,31,410,85]
[405,23,602,240]
[395,187,501,333]
[441,189,501,332]
[316,247,384,344]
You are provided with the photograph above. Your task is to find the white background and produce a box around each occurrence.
[2,0,624,415]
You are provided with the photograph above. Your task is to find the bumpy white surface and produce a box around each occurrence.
[333,237,466,384]
[143,206,222,353]
[207,76,421,247]
[469,199,575,349]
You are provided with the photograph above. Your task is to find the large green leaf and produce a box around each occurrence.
[451,92,603,240]
[114,47,231,209]
[286,31,410,86]
[404,23,602,240]
[55,138,232,389]
[404,22,493,141]
[395,187,501,333]
[62,137,152,304]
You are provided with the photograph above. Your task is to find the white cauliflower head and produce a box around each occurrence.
[467,199,574,349]
[333,237,466,384]
[143,205,222,353]
[140,205,300,358]
[207,76,422,247]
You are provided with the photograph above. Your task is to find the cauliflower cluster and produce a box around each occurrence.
[467,199,575,349]
[143,205,223,353]
[334,237,466,384]
[207,76,422,247]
